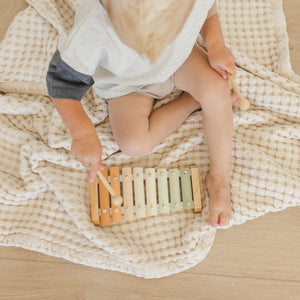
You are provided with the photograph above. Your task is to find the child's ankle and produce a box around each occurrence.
[207,172,230,185]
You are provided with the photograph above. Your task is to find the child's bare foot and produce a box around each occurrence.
[205,173,233,227]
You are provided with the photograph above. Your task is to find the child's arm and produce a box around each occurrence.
[200,14,236,79]
[51,98,103,182]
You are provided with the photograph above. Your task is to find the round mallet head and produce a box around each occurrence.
[227,73,250,111]
[239,99,250,111]
[97,170,123,206]
[112,195,123,206]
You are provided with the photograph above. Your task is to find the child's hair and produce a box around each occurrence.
[103,0,195,64]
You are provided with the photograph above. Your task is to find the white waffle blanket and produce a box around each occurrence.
[0,0,299,278]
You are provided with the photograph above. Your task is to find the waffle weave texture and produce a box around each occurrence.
[0,0,299,278]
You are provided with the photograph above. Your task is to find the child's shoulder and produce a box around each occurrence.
[74,0,103,23]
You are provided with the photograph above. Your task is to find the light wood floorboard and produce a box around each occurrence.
[0,1,299,299]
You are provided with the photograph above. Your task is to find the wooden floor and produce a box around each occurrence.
[0,1,299,299]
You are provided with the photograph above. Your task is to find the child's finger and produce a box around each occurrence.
[99,161,104,171]
[223,62,236,77]
[221,70,228,79]
[89,162,99,182]
[231,92,240,105]
[231,65,236,77]
[213,65,227,79]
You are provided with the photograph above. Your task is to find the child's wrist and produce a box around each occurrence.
[70,120,97,139]
[206,39,226,51]
[72,127,97,140]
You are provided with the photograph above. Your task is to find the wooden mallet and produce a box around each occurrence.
[97,170,123,206]
[227,73,250,111]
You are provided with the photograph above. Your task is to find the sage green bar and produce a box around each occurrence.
[169,168,181,211]
[180,168,194,209]
[157,168,169,213]
[133,167,146,218]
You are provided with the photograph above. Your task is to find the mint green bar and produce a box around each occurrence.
[157,168,169,213]
[169,168,181,211]
[180,168,194,209]
[133,167,146,218]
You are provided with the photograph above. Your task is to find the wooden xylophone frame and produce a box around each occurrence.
[90,166,202,226]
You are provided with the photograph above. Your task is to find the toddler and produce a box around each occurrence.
[46,0,238,227]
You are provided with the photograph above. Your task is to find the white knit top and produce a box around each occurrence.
[47,0,216,100]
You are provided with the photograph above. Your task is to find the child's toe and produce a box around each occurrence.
[219,212,232,226]
[209,213,219,227]
[218,213,227,226]
[219,213,230,226]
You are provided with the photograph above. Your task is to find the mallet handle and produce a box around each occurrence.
[228,74,244,101]
[97,170,117,197]
[228,73,250,111]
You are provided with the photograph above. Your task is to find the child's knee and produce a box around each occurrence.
[117,136,154,157]
[197,75,231,108]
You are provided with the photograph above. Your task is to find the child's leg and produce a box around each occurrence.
[108,92,200,156]
[173,45,233,227]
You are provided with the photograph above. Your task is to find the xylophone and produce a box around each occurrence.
[90,166,202,226]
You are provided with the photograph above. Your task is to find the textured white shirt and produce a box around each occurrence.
[47,0,216,100]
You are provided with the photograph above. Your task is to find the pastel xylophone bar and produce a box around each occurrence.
[90,166,202,226]
[96,170,123,206]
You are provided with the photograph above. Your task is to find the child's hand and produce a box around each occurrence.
[71,133,104,182]
[207,43,236,79]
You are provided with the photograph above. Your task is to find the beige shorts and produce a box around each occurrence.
[131,75,175,100]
